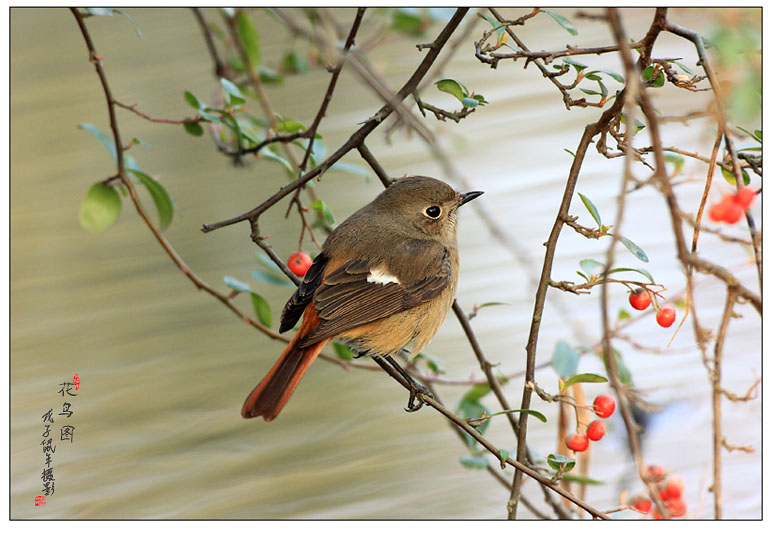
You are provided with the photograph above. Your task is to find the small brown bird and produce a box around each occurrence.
[242,176,482,421]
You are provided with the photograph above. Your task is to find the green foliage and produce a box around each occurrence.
[435,78,488,108]
[251,292,272,327]
[551,341,580,378]
[126,169,174,230]
[578,193,602,229]
[310,199,335,227]
[332,342,353,360]
[78,123,117,164]
[547,453,575,472]
[562,372,608,390]
[223,275,250,292]
[79,182,121,233]
[540,9,577,36]
[235,11,260,70]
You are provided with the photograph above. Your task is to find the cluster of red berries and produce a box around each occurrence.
[630,464,687,519]
[287,251,312,276]
[565,394,615,452]
[708,187,755,224]
[628,289,676,328]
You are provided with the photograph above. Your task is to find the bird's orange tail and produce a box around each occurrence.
[241,307,327,421]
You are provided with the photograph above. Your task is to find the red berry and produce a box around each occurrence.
[652,508,666,520]
[733,187,756,210]
[656,304,676,327]
[665,476,685,499]
[593,394,616,418]
[566,433,589,452]
[587,419,606,441]
[629,289,652,310]
[287,251,312,277]
[666,497,687,517]
[708,199,730,222]
[645,464,665,482]
[630,495,652,514]
[722,202,744,224]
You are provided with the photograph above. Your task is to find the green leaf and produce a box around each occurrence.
[599,69,624,83]
[576,270,590,282]
[435,78,465,103]
[664,153,685,173]
[618,235,649,263]
[461,97,479,108]
[126,169,174,230]
[113,8,143,39]
[541,9,578,36]
[642,65,665,87]
[328,162,371,181]
[503,409,547,423]
[275,118,306,133]
[251,270,294,287]
[332,342,353,360]
[498,449,509,464]
[562,372,608,390]
[223,275,250,292]
[235,11,260,69]
[281,50,309,74]
[737,126,762,144]
[78,123,117,163]
[457,397,490,450]
[674,61,694,75]
[258,66,284,84]
[547,453,576,472]
[477,13,503,34]
[578,192,602,228]
[184,91,202,109]
[79,182,122,233]
[460,455,489,469]
[580,87,602,96]
[471,94,488,105]
[562,57,587,72]
[579,258,605,277]
[621,114,646,134]
[258,147,295,178]
[564,148,576,157]
[183,121,204,137]
[721,163,751,186]
[560,474,604,485]
[310,199,335,225]
[250,292,272,328]
[392,8,425,36]
[461,383,492,404]
[617,355,632,384]
[618,309,631,321]
[220,77,246,107]
[552,340,580,378]
[606,266,654,284]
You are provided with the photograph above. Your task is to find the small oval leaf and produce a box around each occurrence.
[552,340,580,378]
[435,78,465,103]
[578,192,602,228]
[223,275,250,292]
[250,291,272,328]
[618,235,649,263]
[541,9,578,36]
[562,372,608,390]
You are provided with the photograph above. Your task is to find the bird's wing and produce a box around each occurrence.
[298,245,451,347]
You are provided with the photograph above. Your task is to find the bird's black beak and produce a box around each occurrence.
[459,191,484,206]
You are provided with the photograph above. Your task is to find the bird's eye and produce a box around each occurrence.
[424,205,442,218]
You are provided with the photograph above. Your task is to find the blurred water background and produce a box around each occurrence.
[10,7,761,519]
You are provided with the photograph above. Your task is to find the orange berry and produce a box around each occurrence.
[733,187,756,210]
[665,476,685,499]
[666,497,687,517]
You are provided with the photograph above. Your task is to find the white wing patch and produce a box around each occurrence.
[366,265,401,285]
